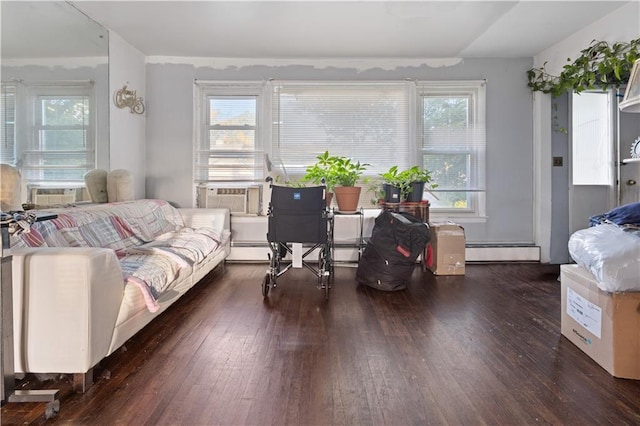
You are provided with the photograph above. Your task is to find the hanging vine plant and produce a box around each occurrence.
[527,38,640,97]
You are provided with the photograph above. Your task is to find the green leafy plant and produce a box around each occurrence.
[398,166,438,200]
[302,151,339,191]
[302,151,369,190]
[369,165,403,204]
[402,166,436,185]
[379,165,403,186]
[369,165,438,204]
[331,156,369,187]
[527,38,640,97]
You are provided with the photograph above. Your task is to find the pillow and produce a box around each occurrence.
[84,169,108,203]
[602,202,640,225]
[107,169,134,202]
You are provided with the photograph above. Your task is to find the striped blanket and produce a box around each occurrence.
[11,199,225,312]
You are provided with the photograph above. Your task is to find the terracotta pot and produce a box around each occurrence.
[333,186,361,213]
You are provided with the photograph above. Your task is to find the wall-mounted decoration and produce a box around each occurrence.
[113,84,145,114]
[631,136,640,158]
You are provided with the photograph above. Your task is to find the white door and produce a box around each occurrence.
[569,91,616,235]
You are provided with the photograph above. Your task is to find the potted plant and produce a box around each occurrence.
[302,151,339,206]
[331,155,369,212]
[400,166,438,203]
[304,151,369,212]
[527,38,640,97]
[375,165,403,203]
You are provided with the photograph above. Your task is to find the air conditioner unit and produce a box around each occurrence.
[197,185,262,215]
[29,185,78,206]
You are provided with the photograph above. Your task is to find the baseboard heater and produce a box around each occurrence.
[229,242,541,263]
[466,245,540,262]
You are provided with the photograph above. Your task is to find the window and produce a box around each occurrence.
[418,81,486,214]
[194,80,486,215]
[0,84,16,165]
[571,91,612,185]
[194,82,263,183]
[22,83,95,183]
[272,82,412,179]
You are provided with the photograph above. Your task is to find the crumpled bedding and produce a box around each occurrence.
[589,201,640,227]
[10,199,228,312]
[568,223,640,292]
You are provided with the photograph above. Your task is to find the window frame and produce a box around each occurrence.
[21,81,96,184]
[193,81,266,185]
[417,80,486,218]
[193,79,486,218]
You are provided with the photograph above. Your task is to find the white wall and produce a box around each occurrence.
[535,2,640,72]
[102,2,640,255]
[108,31,146,199]
[144,57,535,246]
[533,2,640,263]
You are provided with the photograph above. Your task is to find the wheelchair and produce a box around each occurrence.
[262,179,334,300]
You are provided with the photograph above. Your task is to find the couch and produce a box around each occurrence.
[8,199,230,391]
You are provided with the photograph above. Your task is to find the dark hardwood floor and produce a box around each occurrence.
[3,262,640,425]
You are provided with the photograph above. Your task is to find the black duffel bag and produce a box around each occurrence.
[356,210,430,291]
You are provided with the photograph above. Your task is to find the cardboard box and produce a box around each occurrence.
[560,264,640,379]
[427,222,465,275]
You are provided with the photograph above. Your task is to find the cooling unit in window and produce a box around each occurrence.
[198,185,261,215]
[29,185,78,206]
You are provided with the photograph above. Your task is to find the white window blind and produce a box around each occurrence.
[23,83,95,183]
[0,84,16,165]
[272,82,412,178]
[418,81,486,212]
[194,82,263,183]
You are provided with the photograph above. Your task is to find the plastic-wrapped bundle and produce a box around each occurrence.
[568,223,640,292]
[356,210,430,291]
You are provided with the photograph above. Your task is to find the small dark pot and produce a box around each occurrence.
[405,181,425,202]
[383,184,401,203]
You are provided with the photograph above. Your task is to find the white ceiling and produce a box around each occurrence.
[70,0,631,59]
[1,1,109,59]
[2,1,633,60]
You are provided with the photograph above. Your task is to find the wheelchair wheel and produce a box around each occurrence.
[318,250,327,284]
[319,248,330,300]
[262,274,271,297]
[324,274,330,300]
[327,248,334,284]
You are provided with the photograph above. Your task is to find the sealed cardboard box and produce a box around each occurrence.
[427,222,465,275]
[560,264,640,379]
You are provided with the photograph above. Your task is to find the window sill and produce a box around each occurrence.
[359,208,487,224]
[429,213,487,224]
